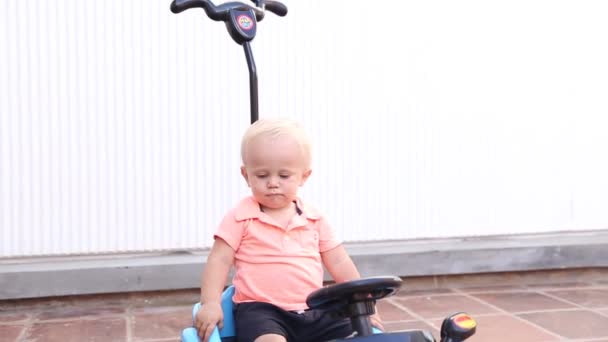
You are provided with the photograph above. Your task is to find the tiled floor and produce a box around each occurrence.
[2,270,608,342]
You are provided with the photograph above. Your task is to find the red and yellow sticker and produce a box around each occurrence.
[452,313,477,329]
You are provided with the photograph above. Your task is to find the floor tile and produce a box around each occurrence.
[24,317,126,342]
[596,278,608,285]
[526,282,594,289]
[394,294,499,319]
[0,298,67,314]
[460,285,528,293]
[435,272,526,288]
[377,300,414,321]
[471,291,575,313]
[544,289,608,308]
[37,306,125,321]
[130,289,199,308]
[0,312,29,323]
[395,288,454,298]
[0,293,130,313]
[432,314,560,342]
[0,325,25,342]
[518,310,608,340]
[131,306,192,340]
[64,293,132,309]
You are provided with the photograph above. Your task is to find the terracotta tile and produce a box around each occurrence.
[0,298,66,313]
[517,269,608,286]
[394,294,498,319]
[435,272,526,288]
[526,282,594,289]
[0,325,25,342]
[25,317,126,342]
[545,289,608,308]
[460,285,528,293]
[596,278,608,285]
[129,289,199,308]
[396,288,455,297]
[37,306,125,321]
[64,293,132,309]
[395,276,438,291]
[377,300,414,321]
[0,293,130,313]
[518,310,608,339]
[452,314,560,342]
[131,306,192,340]
[0,312,29,323]
[471,291,574,313]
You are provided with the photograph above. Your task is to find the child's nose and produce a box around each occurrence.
[267,177,280,187]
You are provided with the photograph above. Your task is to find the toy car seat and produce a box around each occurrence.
[181,285,236,342]
[180,284,382,342]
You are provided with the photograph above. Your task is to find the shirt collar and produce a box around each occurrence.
[234,196,321,222]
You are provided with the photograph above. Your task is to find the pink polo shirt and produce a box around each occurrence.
[214,196,342,311]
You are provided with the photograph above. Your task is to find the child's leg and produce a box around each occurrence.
[254,334,287,342]
[235,303,290,342]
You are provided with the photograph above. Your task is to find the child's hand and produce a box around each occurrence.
[370,312,384,332]
[195,302,224,342]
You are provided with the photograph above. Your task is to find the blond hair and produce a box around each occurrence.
[240,118,312,168]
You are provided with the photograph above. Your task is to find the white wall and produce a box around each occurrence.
[1,0,607,258]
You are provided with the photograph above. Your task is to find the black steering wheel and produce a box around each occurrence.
[307,276,402,310]
[306,276,402,337]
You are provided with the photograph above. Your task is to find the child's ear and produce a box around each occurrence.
[300,169,312,186]
[240,166,250,186]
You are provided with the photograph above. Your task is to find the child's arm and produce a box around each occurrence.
[321,244,360,282]
[196,238,235,342]
[321,245,385,331]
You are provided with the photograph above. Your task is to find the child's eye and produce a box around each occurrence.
[279,174,291,179]
[256,174,268,179]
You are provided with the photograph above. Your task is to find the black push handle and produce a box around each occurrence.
[264,1,288,16]
[170,0,265,21]
[249,0,288,17]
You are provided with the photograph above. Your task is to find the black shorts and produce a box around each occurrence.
[234,302,354,342]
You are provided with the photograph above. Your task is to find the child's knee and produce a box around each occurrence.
[253,333,286,342]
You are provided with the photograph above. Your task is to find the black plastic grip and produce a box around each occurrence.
[170,0,204,14]
[265,0,288,16]
[170,0,265,21]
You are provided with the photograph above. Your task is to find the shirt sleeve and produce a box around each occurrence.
[214,208,245,252]
[317,217,342,253]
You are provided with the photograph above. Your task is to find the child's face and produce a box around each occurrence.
[241,135,311,210]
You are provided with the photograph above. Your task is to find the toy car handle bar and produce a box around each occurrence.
[170,0,287,123]
[171,0,287,20]
[252,0,288,17]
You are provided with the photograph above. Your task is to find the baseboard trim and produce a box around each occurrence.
[1,230,607,300]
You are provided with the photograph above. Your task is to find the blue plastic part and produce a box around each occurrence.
[181,286,236,342]
[218,286,236,337]
[181,327,206,342]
